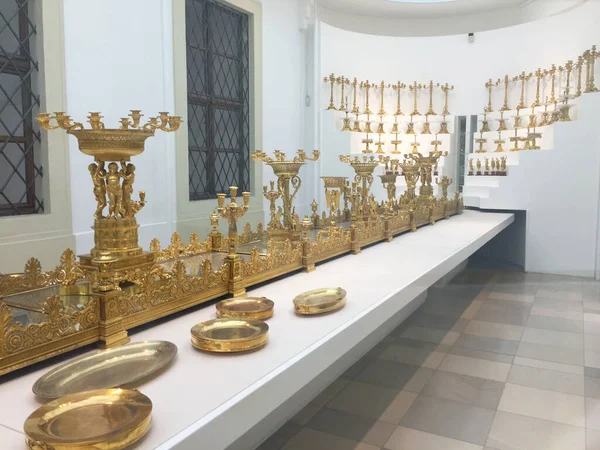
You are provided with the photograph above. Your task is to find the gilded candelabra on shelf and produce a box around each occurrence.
[38,110,181,294]
[364,116,374,134]
[341,109,352,132]
[484,79,494,113]
[564,60,574,97]
[379,165,399,213]
[407,147,447,202]
[527,105,538,129]
[480,112,491,133]
[497,111,508,132]
[322,177,347,220]
[251,149,320,240]
[339,155,383,221]
[436,176,452,201]
[375,134,386,154]
[539,98,550,127]
[391,136,402,154]
[533,68,544,107]
[510,128,521,151]
[398,156,420,207]
[337,76,349,111]
[527,130,542,150]
[516,72,532,110]
[263,181,282,229]
[576,56,584,97]
[324,73,337,110]
[362,134,374,153]
[425,81,439,116]
[392,81,406,116]
[376,81,387,116]
[438,115,450,135]
[559,94,573,122]
[217,186,250,296]
[498,75,511,111]
[547,64,558,103]
[406,115,416,135]
[351,77,360,114]
[361,80,374,115]
[475,135,487,153]
[422,116,432,135]
[410,82,423,116]
[514,108,523,129]
[352,113,362,133]
[441,83,454,115]
[583,49,595,92]
[494,131,506,152]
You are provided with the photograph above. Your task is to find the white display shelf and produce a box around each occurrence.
[0,211,514,450]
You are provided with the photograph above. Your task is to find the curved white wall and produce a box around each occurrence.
[320,0,600,116]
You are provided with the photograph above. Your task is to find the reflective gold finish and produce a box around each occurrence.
[410,82,423,116]
[576,56,584,97]
[324,73,337,110]
[475,136,487,153]
[441,83,454,115]
[476,158,482,175]
[362,135,374,153]
[564,60,574,97]
[516,72,532,110]
[216,297,274,320]
[421,117,432,135]
[341,114,352,132]
[484,79,494,113]
[191,319,268,352]
[377,81,387,116]
[322,176,347,217]
[547,64,558,103]
[436,176,452,200]
[361,80,374,115]
[263,181,282,230]
[24,388,152,450]
[438,116,450,135]
[293,287,346,315]
[32,341,177,398]
[336,75,349,110]
[352,113,362,132]
[392,81,406,116]
[481,113,491,133]
[468,159,474,175]
[497,111,507,131]
[498,75,511,111]
[426,81,440,115]
[533,68,544,107]
[351,77,360,114]
[484,158,490,175]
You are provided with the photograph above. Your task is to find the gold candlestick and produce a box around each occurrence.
[514,107,523,129]
[499,75,511,111]
[409,135,420,154]
[564,60,574,98]
[391,137,402,154]
[263,181,282,230]
[426,80,439,115]
[510,128,520,151]
[410,82,422,116]
[547,65,558,103]
[324,73,336,110]
[484,79,494,113]
[528,105,538,129]
[341,112,352,132]
[406,115,416,135]
[361,80,373,115]
[375,135,385,154]
[493,132,505,153]
[362,134,374,153]
[364,115,374,134]
[392,81,406,116]
[377,81,387,116]
[376,119,386,135]
[351,77,360,114]
[336,76,349,111]
[441,83,454,115]
[390,118,399,134]
[497,111,507,132]
[585,46,598,93]
[533,68,544,107]
[352,113,362,132]
[481,112,491,133]
[421,115,432,135]
[217,186,250,296]
[576,56,584,97]
[539,97,550,127]
[438,115,450,134]
[516,71,532,110]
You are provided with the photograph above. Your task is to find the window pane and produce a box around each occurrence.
[0,0,20,54]
[0,142,27,205]
[214,151,239,194]
[212,54,239,100]
[0,73,24,135]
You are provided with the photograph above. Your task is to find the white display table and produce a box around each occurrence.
[0,210,513,450]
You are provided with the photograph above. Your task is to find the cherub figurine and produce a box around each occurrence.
[469,159,474,173]
[120,161,136,217]
[106,162,124,218]
[89,162,107,218]
[476,159,482,174]
[485,158,490,173]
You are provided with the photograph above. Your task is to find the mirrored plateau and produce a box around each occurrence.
[32,341,177,399]
[190,318,269,353]
[293,287,347,315]
[24,388,152,450]
[216,297,275,320]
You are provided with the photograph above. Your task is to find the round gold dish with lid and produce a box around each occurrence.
[216,297,274,320]
[191,318,269,352]
[293,287,346,315]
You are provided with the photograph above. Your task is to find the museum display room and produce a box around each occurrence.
[0,0,599,449]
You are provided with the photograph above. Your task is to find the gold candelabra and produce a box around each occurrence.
[336,76,349,111]
[377,81,387,116]
[585,46,598,92]
[410,82,423,116]
[576,57,584,97]
[392,81,406,116]
[263,180,282,229]
[321,176,347,219]
[379,168,399,213]
[516,72,532,110]
[339,155,384,221]
[498,75,511,111]
[324,73,337,110]
[251,149,320,240]
[407,147,447,201]
[546,65,558,103]
[484,79,494,113]
[441,83,454,115]
[398,156,421,206]
[361,80,374,115]
[436,176,452,201]
[533,68,544,106]
[351,77,360,114]
[426,81,440,116]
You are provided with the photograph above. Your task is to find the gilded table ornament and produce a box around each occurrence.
[191,318,269,352]
[32,341,177,399]
[216,297,275,320]
[293,287,347,315]
[24,388,152,450]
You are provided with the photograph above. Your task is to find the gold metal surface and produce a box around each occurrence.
[392,81,406,116]
[484,79,494,113]
[361,80,373,115]
[324,74,337,110]
[190,319,268,352]
[216,297,274,320]
[409,82,422,116]
[336,76,349,110]
[293,287,346,315]
[24,388,152,450]
[32,341,177,399]
[441,83,454,115]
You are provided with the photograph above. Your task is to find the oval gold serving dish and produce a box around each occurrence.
[191,318,268,353]
[24,388,152,450]
[32,341,177,399]
[216,297,274,320]
[293,287,347,315]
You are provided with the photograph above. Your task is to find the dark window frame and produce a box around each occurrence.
[186,0,250,201]
[0,0,43,216]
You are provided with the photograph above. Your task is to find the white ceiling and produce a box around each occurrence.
[319,0,530,20]
[317,0,587,36]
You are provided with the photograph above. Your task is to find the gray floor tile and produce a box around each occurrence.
[401,326,460,346]
[379,344,447,369]
[407,313,469,333]
[390,337,451,353]
[454,334,519,356]
[507,364,584,395]
[531,297,583,320]
[521,327,583,350]
[328,381,417,424]
[421,371,505,409]
[585,376,600,398]
[256,422,302,450]
[343,357,374,379]
[399,394,495,445]
[536,285,583,302]
[306,408,396,447]
[282,428,379,450]
[585,367,600,378]
[516,341,584,366]
[449,346,514,364]
[487,282,539,296]
[422,299,475,318]
[585,334,600,353]
[586,350,600,369]
[290,403,321,426]
[464,320,523,341]
[526,315,583,333]
[587,397,600,431]
[587,428,600,450]
[474,300,531,326]
[355,358,434,392]
[385,426,485,450]
[486,411,585,450]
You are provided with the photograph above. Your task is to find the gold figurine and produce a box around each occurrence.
[468,158,474,175]
[476,158,482,175]
[324,73,337,110]
[263,181,282,229]
[436,176,452,201]
[484,157,490,175]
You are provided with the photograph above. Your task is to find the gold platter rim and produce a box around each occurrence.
[24,388,152,449]
[293,287,347,315]
[216,297,275,320]
[32,340,178,399]
[190,318,269,353]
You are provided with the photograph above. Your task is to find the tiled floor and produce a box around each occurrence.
[256,267,600,450]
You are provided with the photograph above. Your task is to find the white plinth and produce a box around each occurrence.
[0,211,513,450]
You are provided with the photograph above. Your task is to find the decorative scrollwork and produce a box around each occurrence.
[241,240,302,277]
[153,232,213,262]
[309,227,351,257]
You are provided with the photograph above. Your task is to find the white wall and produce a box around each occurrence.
[320,1,600,116]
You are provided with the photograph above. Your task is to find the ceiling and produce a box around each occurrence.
[317,0,587,36]
[319,0,531,20]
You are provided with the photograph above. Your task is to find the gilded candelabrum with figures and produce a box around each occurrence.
[263,180,282,230]
[321,176,347,221]
[339,155,384,221]
[436,176,453,202]
[252,149,320,241]
[379,168,399,214]
[217,186,250,296]
[408,148,447,203]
